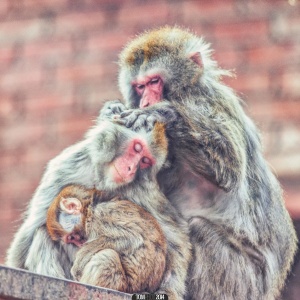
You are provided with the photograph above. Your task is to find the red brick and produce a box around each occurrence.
[24,93,73,117]
[182,0,236,23]
[213,50,243,69]
[267,152,300,178]
[249,101,300,121]
[22,0,69,11]
[225,73,269,93]
[244,45,292,66]
[213,20,269,41]
[56,116,93,137]
[0,46,14,66]
[0,67,42,93]
[0,19,44,46]
[87,33,129,53]
[282,71,300,98]
[0,97,15,117]
[23,40,72,61]
[55,11,106,36]
[118,2,169,25]
[56,63,105,82]
[1,123,47,150]
[0,0,8,15]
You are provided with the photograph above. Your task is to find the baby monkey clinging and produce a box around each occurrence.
[47,184,167,294]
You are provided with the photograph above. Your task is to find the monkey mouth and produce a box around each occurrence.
[113,162,136,184]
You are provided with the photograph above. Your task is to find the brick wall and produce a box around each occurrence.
[0,0,299,286]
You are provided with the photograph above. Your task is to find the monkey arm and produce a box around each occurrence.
[118,99,246,192]
[5,141,95,274]
[174,98,247,192]
[25,226,75,278]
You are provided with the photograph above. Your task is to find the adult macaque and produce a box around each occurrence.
[6,114,191,299]
[110,26,297,299]
[46,184,167,293]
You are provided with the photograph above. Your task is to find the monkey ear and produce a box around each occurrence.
[60,197,82,214]
[188,52,202,67]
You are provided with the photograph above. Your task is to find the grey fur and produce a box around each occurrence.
[117,26,297,300]
[6,111,191,299]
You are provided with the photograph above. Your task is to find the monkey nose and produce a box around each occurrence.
[140,102,149,108]
[127,164,137,175]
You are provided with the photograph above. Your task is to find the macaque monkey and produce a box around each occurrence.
[107,26,297,299]
[6,114,191,299]
[46,184,167,293]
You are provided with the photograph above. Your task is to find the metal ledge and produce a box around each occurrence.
[0,265,131,300]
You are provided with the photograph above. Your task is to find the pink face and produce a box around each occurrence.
[63,232,86,247]
[131,52,202,108]
[111,138,155,184]
[132,75,163,108]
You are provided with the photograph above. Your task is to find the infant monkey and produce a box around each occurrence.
[46,184,167,293]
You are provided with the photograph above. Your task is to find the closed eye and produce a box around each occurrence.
[140,157,152,169]
[150,78,159,84]
[136,84,145,90]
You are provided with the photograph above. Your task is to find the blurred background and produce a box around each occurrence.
[0,0,299,298]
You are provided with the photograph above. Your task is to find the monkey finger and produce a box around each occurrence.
[99,100,126,119]
[119,109,136,118]
[113,118,127,125]
[123,113,140,128]
[110,103,127,115]
[131,114,148,131]
[145,115,157,131]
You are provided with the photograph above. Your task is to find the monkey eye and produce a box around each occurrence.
[134,142,143,153]
[150,77,159,85]
[136,84,145,90]
[140,157,152,169]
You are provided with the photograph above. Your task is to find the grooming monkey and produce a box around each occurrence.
[6,114,191,299]
[46,184,167,293]
[104,26,297,299]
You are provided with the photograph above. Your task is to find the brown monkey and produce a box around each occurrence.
[46,184,167,294]
[46,185,93,247]
[7,114,191,299]
[105,26,297,300]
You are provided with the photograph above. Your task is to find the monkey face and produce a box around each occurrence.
[118,27,206,109]
[106,137,155,187]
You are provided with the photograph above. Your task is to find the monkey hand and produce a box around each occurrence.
[98,100,127,121]
[116,102,178,132]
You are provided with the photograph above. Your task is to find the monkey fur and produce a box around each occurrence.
[46,184,167,294]
[6,112,191,299]
[113,26,298,300]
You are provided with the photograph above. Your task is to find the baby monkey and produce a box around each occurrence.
[47,184,167,294]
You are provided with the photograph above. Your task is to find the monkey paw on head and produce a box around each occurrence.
[116,101,179,132]
[98,99,127,121]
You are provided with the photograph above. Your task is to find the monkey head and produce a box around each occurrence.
[46,185,93,247]
[88,120,169,191]
[118,26,225,108]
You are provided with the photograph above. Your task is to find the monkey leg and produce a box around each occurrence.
[75,249,129,292]
[187,216,274,300]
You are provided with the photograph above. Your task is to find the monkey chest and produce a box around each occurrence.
[170,170,218,219]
